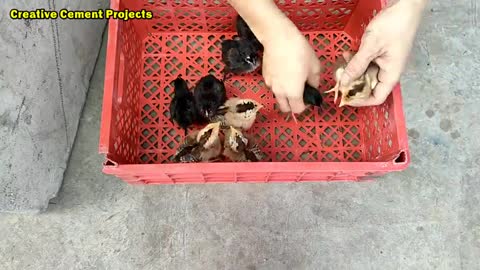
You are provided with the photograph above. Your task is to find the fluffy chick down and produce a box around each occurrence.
[173,122,222,163]
[223,126,265,162]
[221,38,261,78]
[213,98,263,130]
[169,75,197,135]
[193,75,227,121]
[326,51,379,107]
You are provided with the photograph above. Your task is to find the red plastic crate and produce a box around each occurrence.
[99,0,410,184]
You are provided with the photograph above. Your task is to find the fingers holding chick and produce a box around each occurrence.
[326,51,380,107]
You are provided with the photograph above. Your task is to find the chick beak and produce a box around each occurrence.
[339,99,346,107]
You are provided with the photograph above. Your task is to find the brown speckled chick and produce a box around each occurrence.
[213,98,263,130]
[223,126,265,162]
[173,122,222,163]
[326,51,379,107]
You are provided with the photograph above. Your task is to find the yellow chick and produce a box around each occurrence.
[213,98,263,130]
[326,51,379,107]
[173,122,222,163]
[223,126,265,162]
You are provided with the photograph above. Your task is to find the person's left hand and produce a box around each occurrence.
[339,0,427,106]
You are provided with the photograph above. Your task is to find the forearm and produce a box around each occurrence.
[227,0,297,46]
[405,0,429,11]
[409,0,429,5]
[389,0,429,10]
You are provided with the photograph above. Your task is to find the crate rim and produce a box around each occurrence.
[99,0,411,178]
[103,155,410,173]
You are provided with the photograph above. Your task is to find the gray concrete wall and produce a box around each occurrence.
[0,0,108,212]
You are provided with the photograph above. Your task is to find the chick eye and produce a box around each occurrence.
[347,89,358,97]
[245,56,252,62]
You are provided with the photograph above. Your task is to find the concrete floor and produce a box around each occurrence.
[1,1,480,269]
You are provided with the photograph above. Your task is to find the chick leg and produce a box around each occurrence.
[222,67,232,82]
[284,112,298,124]
[324,82,340,103]
[291,113,298,124]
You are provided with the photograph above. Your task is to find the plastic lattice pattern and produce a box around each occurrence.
[142,0,358,32]
[138,31,370,164]
[100,0,409,183]
[110,20,142,164]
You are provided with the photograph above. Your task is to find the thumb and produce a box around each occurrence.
[340,35,379,86]
[306,71,320,89]
[345,81,396,107]
[307,57,322,88]
[284,80,307,114]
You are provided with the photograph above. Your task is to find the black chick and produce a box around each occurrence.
[193,74,227,122]
[221,38,261,80]
[284,83,324,122]
[235,15,263,51]
[303,83,323,109]
[169,75,197,136]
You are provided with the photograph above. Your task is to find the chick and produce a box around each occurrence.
[193,75,227,122]
[303,83,323,109]
[169,75,197,135]
[221,37,261,80]
[235,15,263,51]
[213,98,263,130]
[325,51,379,107]
[173,131,199,163]
[223,126,265,162]
[173,122,222,163]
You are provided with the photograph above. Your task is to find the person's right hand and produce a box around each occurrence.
[339,0,427,107]
[227,0,321,114]
[261,22,321,114]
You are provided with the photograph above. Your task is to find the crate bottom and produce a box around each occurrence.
[137,30,366,164]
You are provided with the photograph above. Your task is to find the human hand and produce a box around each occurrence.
[340,0,427,106]
[261,23,321,114]
[227,0,321,113]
